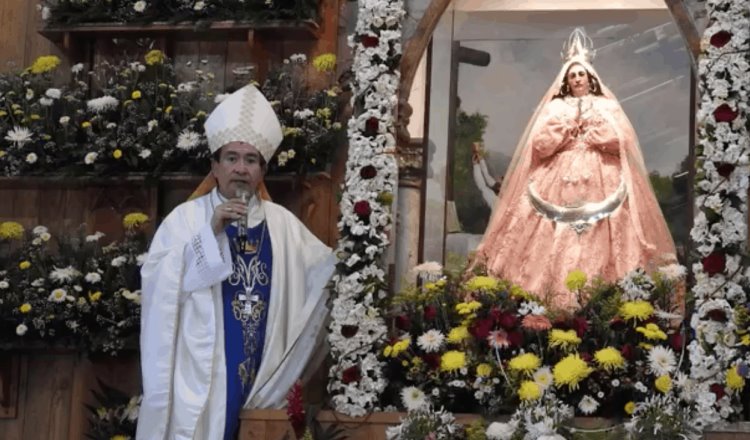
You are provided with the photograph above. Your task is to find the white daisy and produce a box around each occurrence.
[50,266,81,283]
[87,96,119,113]
[133,1,147,12]
[71,63,84,74]
[40,232,51,242]
[0,280,8,289]
[139,149,152,159]
[85,272,101,283]
[45,88,61,99]
[84,152,98,165]
[59,116,70,125]
[578,395,599,415]
[86,231,105,242]
[31,278,45,287]
[111,256,127,267]
[416,329,445,353]
[39,97,53,106]
[533,366,553,390]
[48,288,68,303]
[26,153,38,164]
[176,130,201,150]
[648,346,677,377]
[193,0,205,10]
[26,89,34,100]
[147,119,158,132]
[400,386,428,411]
[16,323,28,336]
[287,149,296,159]
[5,126,33,146]
[33,226,48,235]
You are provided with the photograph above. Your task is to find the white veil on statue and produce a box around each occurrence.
[473,27,676,276]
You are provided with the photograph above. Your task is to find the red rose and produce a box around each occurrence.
[341,325,359,338]
[507,330,523,347]
[714,104,738,123]
[360,165,377,179]
[489,306,502,322]
[395,314,411,331]
[353,200,371,217]
[572,316,589,337]
[365,117,380,136]
[341,365,361,384]
[580,352,592,363]
[669,332,684,352]
[361,35,379,48]
[497,312,518,330]
[469,318,494,340]
[422,353,441,369]
[552,319,571,331]
[710,383,726,400]
[710,30,732,48]
[702,252,726,276]
[706,308,728,322]
[717,163,735,178]
[423,305,437,320]
[609,317,627,331]
[621,344,635,361]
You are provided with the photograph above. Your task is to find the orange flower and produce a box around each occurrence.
[522,314,552,331]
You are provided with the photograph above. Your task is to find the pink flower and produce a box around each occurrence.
[487,329,510,349]
[521,314,552,331]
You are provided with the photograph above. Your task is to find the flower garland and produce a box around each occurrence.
[688,0,750,427]
[327,0,405,417]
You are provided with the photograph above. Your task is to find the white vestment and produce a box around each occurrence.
[136,188,335,440]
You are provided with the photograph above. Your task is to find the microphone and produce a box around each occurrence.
[235,187,250,252]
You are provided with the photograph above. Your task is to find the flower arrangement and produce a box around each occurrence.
[326,0,404,416]
[86,380,140,440]
[385,405,463,440]
[259,53,345,174]
[378,263,717,438]
[0,215,149,355]
[38,0,319,26]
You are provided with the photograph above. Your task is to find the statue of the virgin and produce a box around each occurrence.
[470,28,677,311]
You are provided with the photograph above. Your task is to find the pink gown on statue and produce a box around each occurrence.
[472,61,676,312]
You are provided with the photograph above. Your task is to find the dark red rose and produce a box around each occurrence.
[669,332,684,352]
[710,383,726,400]
[341,325,359,338]
[714,104,738,123]
[353,200,371,218]
[707,308,728,322]
[572,316,589,337]
[580,352,592,363]
[507,330,523,347]
[609,317,627,331]
[360,165,377,179]
[710,30,732,48]
[702,252,726,276]
[365,117,380,136]
[422,353,441,369]
[423,305,437,320]
[717,163,735,178]
[395,314,411,331]
[341,365,361,384]
[621,344,635,361]
[553,319,571,331]
[497,312,518,330]
[489,306,503,321]
[469,318,494,340]
[361,35,379,48]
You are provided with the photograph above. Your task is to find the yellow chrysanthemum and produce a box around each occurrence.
[476,363,492,377]
[113,149,123,159]
[28,55,61,74]
[594,347,625,371]
[19,260,31,270]
[636,323,667,341]
[283,126,303,137]
[741,335,750,346]
[440,350,466,372]
[518,380,541,401]
[19,303,32,313]
[447,326,471,344]
[564,269,587,291]
[81,121,92,128]
[0,221,25,240]
[123,212,149,230]
[456,301,482,315]
[312,53,337,72]
[424,279,446,292]
[655,375,672,394]
[0,150,6,158]
[620,300,654,321]
[316,107,332,120]
[508,353,541,375]
[145,49,166,66]
[727,366,746,390]
[131,90,142,100]
[510,284,532,300]
[0,110,7,117]
[111,435,128,440]
[624,401,636,415]
[165,105,173,114]
[89,291,102,302]
[548,329,582,350]
[553,354,593,391]
[464,275,500,292]
[392,338,411,356]
[383,345,393,357]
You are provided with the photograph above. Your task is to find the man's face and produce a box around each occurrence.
[211,142,264,199]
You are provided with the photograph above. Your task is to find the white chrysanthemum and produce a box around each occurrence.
[31,277,45,287]
[50,266,81,283]
[136,253,148,266]
[0,280,8,289]
[176,130,201,150]
[147,119,158,132]
[25,89,34,100]
[49,288,68,303]
[287,149,296,159]
[85,272,101,283]
[45,88,61,99]
[71,63,84,74]
[518,300,546,316]
[111,256,127,267]
[84,152,98,165]
[39,97,53,106]
[533,366,553,390]
[410,261,443,278]
[40,232,51,242]
[16,323,28,336]
[193,0,205,10]
[139,149,152,159]
[486,420,518,440]
[400,386,428,411]
[648,346,677,377]
[289,53,307,63]
[86,231,105,242]
[33,225,48,235]
[5,126,33,146]
[87,96,119,113]
[26,153,38,164]
[416,329,445,353]
[658,263,687,281]
[59,116,70,125]
[122,289,141,304]
[133,1,147,12]
[578,395,599,415]
[294,109,314,119]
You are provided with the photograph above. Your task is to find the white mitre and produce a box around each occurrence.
[204,84,283,162]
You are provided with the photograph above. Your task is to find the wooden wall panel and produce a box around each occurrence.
[0,0,31,72]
